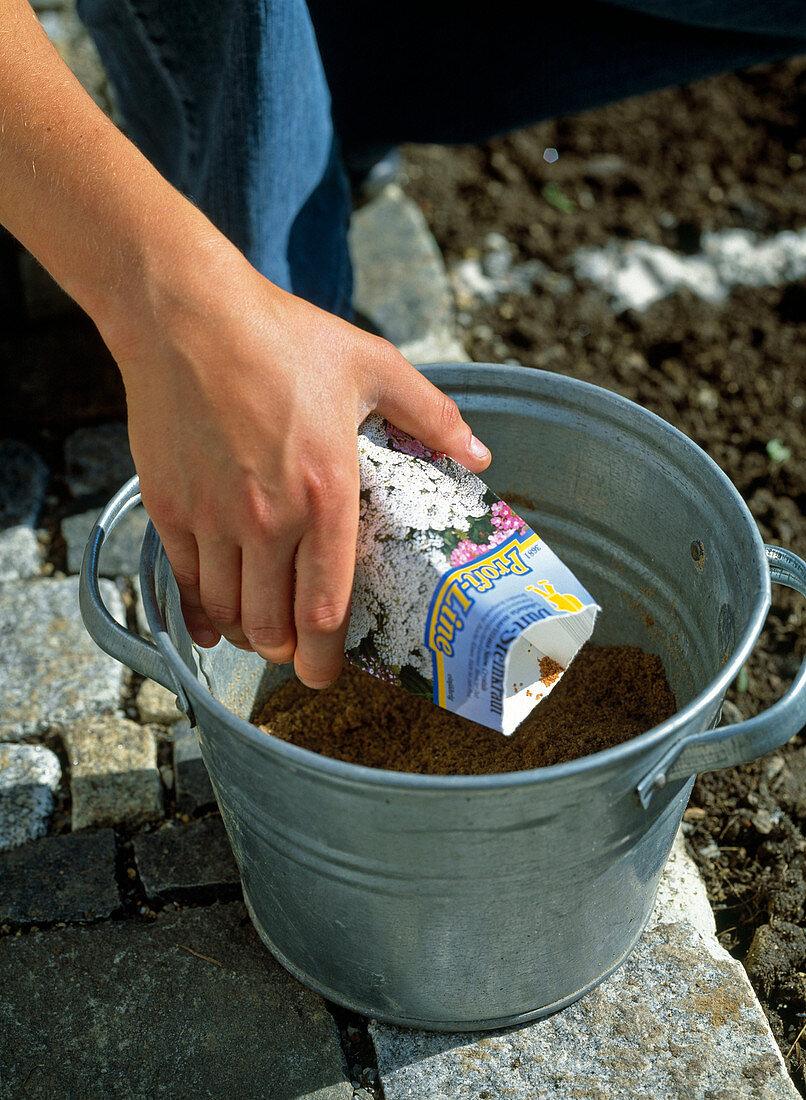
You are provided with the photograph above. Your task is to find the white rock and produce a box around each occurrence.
[350,183,463,360]
[574,224,806,312]
[0,527,43,584]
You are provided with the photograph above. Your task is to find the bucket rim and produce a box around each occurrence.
[141,364,770,791]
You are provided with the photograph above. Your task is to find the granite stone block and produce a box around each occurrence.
[133,817,240,899]
[132,574,153,639]
[0,829,119,923]
[0,743,61,852]
[64,714,163,829]
[136,676,183,725]
[0,525,43,583]
[63,504,148,577]
[370,831,799,1099]
[0,902,352,1099]
[0,576,126,740]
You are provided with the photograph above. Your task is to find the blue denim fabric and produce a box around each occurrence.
[77,0,353,316]
[78,0,806,317]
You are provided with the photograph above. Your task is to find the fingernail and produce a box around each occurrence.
[469,434,490,460]
[298,677,337,691]
[193,628,219,647]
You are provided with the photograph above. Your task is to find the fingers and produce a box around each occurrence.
[372,345,491,473]
[292,478,360,689]
[158,529,221,648]
[240,543,296,664]
[161,501,353,687]
[195,538,251,649]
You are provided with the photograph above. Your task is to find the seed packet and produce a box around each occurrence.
[346,415,599,735]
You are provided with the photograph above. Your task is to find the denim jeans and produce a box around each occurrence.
[78,0,806,317]
[77,0,354,315]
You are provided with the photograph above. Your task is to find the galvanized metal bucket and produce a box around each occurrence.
[80,364,806,1031]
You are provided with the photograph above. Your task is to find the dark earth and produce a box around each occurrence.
[402,55,806,1092]
[1,51,804,1098]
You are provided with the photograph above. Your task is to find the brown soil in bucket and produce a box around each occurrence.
[256,643,675,775]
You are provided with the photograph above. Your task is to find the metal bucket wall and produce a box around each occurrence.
[81,365,806,1030]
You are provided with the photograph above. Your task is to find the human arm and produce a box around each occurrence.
[0,0,491,686]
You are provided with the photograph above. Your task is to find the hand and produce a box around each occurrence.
[114,238,491,688]
[0,1,489,688]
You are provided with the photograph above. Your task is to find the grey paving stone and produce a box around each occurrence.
[0,440,48,581]
[0,902,352,1099]
[0,829,119,923]
[64,422,135,498]
[173,718,216,813]
[135,676,183,725]
[0,576,126,741]
[64,714,163,829]
[371,832,799,1099]
[0,524,43,583]
[133,817,240,899]
[0,743,61,852]
[350,183,466,364]
[62,503,148,577]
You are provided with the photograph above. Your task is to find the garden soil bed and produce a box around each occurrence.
[401,55,806,1091]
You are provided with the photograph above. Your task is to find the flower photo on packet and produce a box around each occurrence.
[347,416,600,735]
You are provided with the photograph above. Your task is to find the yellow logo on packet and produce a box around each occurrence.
[526,581,585,613]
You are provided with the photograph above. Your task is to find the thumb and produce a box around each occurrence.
[373,354,491,473]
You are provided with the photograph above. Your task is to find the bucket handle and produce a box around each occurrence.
[638,544,806,809]
[78,476,191,719]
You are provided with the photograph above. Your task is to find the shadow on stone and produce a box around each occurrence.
[0,902,352,1099]
[0,829,119,924]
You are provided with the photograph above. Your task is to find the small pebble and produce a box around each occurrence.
[764,755,785,782]
[683,806,707,822]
